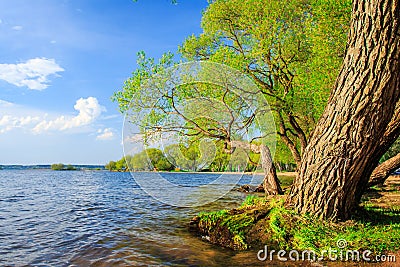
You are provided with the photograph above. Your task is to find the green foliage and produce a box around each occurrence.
[114,0,352,167]
[105,160,117,171]
[380,137,400,163]
[274,141,296,165]
[51,163,65,171]
[269,208,289,244]
[208,141,230,172]
[105,156,131,171]
[165,143,203,171]
[130,151,151,171]
[51,163,76,171]
[66,164,77,170]
[111,51,175,115]
[179,0,352,163]
[116,157,127,171]
[107,149,174,172]
[107,141,257,173]
[144,148,174,171]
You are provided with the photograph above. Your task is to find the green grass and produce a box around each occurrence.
[277,175,295,187]
[270,203,400,254]
[196,196,400,255]
[198,209,229,228]
[198,195,271,249]
[240,195,268,208]
[198,208,254,249]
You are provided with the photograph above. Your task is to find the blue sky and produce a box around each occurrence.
[0,0,208,165]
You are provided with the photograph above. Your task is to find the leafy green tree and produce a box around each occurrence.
[179,0,351,166]
[66,164,77,170]
[123,0,400,222]
[115,158,126,171]
[155,157,174,171]
[274,141,296,171]
[113,55,282,193]
[51,163,65,171]
[105,161,117,171]
[208,142,230,172]
[113,1,352,196]
[51,163,76,171]
[126,148,174,171]
[114,0,351,193]
[130,153,151,171]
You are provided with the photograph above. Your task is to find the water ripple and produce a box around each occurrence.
[0,170,277,267]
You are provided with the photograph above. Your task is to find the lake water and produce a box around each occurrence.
[0,170,289,267]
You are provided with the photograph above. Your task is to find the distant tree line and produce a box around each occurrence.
[105,142,296,172]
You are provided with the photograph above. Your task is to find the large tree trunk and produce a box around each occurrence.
[230,141,283,195]
[368,152,400,187]
[287,0,400,221]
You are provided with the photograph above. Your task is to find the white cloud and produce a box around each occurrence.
[12,25,22,31]
[0,99,14,107]
[32,97,105,134]
[0,100,44,134]
[0,114,41,134]
[0,58,64,90]
[0,97,107,135]
[96,128,114,140]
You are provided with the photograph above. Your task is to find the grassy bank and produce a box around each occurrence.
[190,175,400,260]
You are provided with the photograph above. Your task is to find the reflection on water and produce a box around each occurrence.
[0,170,303,266]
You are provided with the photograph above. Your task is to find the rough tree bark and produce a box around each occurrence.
[230,141,283,195]
[287,0,400,220]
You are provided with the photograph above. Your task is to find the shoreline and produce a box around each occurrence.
[128,170,297,176]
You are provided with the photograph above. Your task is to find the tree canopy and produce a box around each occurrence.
[179,0,352,165]
[114,0,352,169]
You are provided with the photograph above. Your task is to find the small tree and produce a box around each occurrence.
[66,164,76,171]
[115,158,127,171]
[128,148,174,171]
[105,161,117,171]
[51,163,65,171]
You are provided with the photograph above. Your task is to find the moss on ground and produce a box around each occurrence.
[190,195,400,258]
